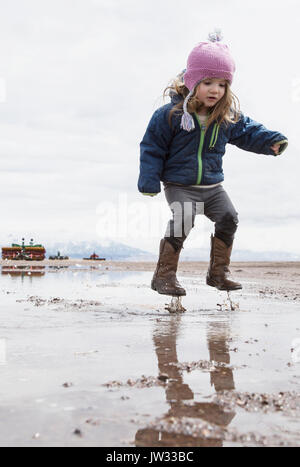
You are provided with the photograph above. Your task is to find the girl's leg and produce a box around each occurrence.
[151,185,198,296]
[204,185,239,246]
[204,186,242,291]
[164,184,199,251]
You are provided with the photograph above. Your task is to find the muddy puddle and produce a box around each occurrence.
[0,264,299,446]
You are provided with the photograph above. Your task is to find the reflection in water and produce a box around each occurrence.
[48,266,69,270]
[136,318,235,447]
[1,265,46,279]
[208,322,235,393]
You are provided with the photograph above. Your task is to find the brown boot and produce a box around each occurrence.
[206,235,242,291]
[151,239,186,296]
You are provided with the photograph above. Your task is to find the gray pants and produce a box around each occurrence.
[163,183,239,251]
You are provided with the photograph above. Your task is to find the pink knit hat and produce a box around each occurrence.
[181,30,236,132]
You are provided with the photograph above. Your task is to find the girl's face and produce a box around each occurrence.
[195,78,226,108]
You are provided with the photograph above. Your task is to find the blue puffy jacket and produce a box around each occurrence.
[138,93,288,194]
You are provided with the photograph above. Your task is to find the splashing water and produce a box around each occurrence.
[217,291,240,311]
[165,296,186,314]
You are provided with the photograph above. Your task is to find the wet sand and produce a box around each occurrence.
[0,260,299,447]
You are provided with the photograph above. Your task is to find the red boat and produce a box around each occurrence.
[83,252,106,261]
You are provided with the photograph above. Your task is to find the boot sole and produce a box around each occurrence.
[206,278,242,291]
[151,283,186,296]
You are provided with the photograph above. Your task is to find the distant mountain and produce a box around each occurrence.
[45,240,154,260]
[233,249,300,262]
[181,247,300,262]
[45,240,300,262]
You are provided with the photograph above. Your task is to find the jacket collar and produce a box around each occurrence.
[170,91,184,105]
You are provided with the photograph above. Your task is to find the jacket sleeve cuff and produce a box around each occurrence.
[274,139,288,156]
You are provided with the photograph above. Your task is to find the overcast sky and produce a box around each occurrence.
[0,0,299,255]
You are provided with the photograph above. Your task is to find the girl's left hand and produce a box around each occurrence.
[271,143,281,155]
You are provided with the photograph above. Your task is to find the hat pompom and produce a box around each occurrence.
[180,89,195,132]
[180,112,195,132]
[208,28,223,42]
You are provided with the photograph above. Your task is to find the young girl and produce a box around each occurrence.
[138,32,288,297]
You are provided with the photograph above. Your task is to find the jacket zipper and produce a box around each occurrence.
[208,123,221,149]
[209,123,217,148]
[195,114,207,185]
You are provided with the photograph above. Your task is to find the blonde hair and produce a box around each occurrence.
[163,72,240,129]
